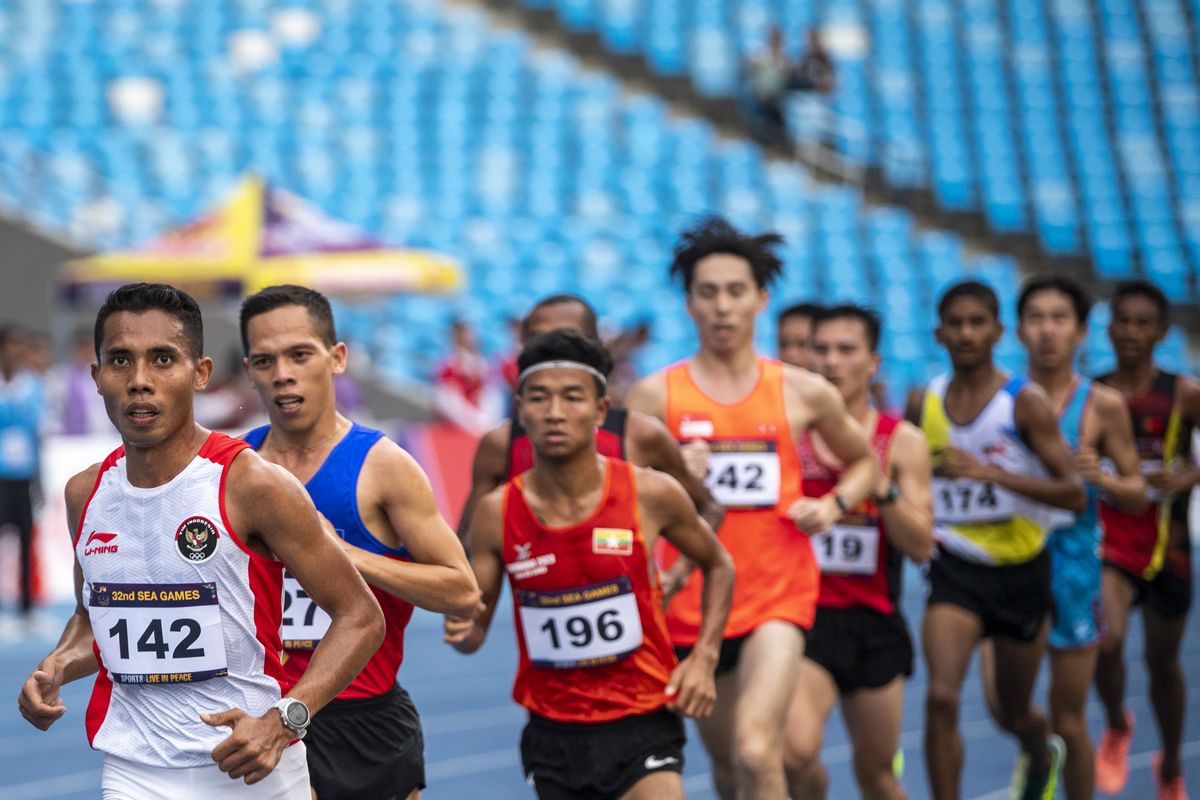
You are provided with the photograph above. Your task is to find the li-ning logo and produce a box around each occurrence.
[83,531,119,556]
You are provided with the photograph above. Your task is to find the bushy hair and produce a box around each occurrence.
[778,302,823,325]
[517,329,614,395]
[239,284,337,354]
[1017,275,1092,324]
[670,216,785,291]
[95,283,203,358]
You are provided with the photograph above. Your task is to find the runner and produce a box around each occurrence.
[625,217,879,800]
[239,285,481,800]
[783,304,933,800]
[18,283,384,798]
[457,293,722,559]
[1093,279,1199,800]
[445,329,735,800]
[909,279,1085,800]
[777,301,823,370]
[980,276,1145,800]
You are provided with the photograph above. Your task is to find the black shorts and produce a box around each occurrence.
[1104,554,1193,620]
[305,684,425,800]
[0,478,32,534]
[520,708,685,800]
[674,634,746,678]
[805,606,913,694]
[927,546,1052,642]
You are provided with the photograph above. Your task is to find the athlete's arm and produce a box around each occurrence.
[639,469,734,719]
[786,370,880,533]
[455,422,511,546]
[1082,386,1147,511]
[205,453,384,784]
[879,422,935,562]
[1146,377,1200,495]
[903,387,926,426]
[946,384,1086,512]
[625,410,725,534]
[18,466,101,731]
[345,440,481,617]
[444,490,506,654]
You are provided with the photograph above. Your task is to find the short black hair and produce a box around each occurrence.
[239,284,337,354]
[517,329,614,395]
[1111,279,1169,323]
[778,302,823,326]
[1017,275,1092,324]
[95,283,204,359]
[937,280,1000,320]
[521,294,599,341]
[670,216,785,292]
[814,303,882,351]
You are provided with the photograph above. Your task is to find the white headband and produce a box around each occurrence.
[517,360,608,388]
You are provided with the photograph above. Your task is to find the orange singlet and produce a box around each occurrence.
[657,357,817,645]
[504,458,678,723]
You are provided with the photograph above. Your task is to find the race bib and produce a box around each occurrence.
[88,582,228,685]
[812,523,879,575]
[281,572,331,650]
[933,478,1016,524]
[703,440,781,509]
[517,577,643,669]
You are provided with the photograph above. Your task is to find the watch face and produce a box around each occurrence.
[285,702,309,727]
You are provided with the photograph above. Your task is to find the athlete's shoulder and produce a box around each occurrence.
[225,446,304,500]
[478,419,513,455]
[624,408,672,449]
[65,462,104,511]
[624,371,669,419]
[781,363,840,411]
[1088,381,1129,417]
[631,462,690,510]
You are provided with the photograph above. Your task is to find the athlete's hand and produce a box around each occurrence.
[665,652,717,718]
[680,440,711,481]
[1075,446,1103,484]
[1146,468,1199,495]
[18,662,66,730]
[786,495,840,535]
[443,602,486,653]
[940,448,987,481]
[203,707,292,784]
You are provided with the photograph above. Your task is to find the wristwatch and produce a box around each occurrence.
[273,698,310,740]
[874,480,900,507]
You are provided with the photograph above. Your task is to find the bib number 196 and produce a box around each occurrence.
[518,577,644,669]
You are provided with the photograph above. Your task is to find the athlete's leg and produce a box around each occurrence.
[840,677,907,800]
[922,603,983,800]
[621,771,685,800]
[1048,646,1099,800]
[1143,604,1188,782]
[782,658,839,799]
[991,620,1052,773]
[694,668,741,800]
[731,620,804,800]
[1095,566,1135,731]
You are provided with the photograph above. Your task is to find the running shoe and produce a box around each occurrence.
[1096,709,1134,794]
[1154,752,1189,800]
[1017,735,1065,800]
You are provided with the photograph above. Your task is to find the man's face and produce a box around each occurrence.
[778,314,815,369]
[812,317,878,404]
[935,296,1002,370]
[93,310,211,449]
[1108,294,1166,367]
[686,254,767,354]
[516,368,609,462]
[243,305,346,432]
[523,303,591,343]
[1018,289,1085,372]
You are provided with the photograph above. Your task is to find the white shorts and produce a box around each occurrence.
[101,742,310,799]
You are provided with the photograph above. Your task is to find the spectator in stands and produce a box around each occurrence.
[44,326,109,436]
[0,324,44,631]
[433,319,501,436]
[793,28,835,96]
[746,26,796,147]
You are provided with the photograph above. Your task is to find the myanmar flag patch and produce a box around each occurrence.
[592,527,634,556]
